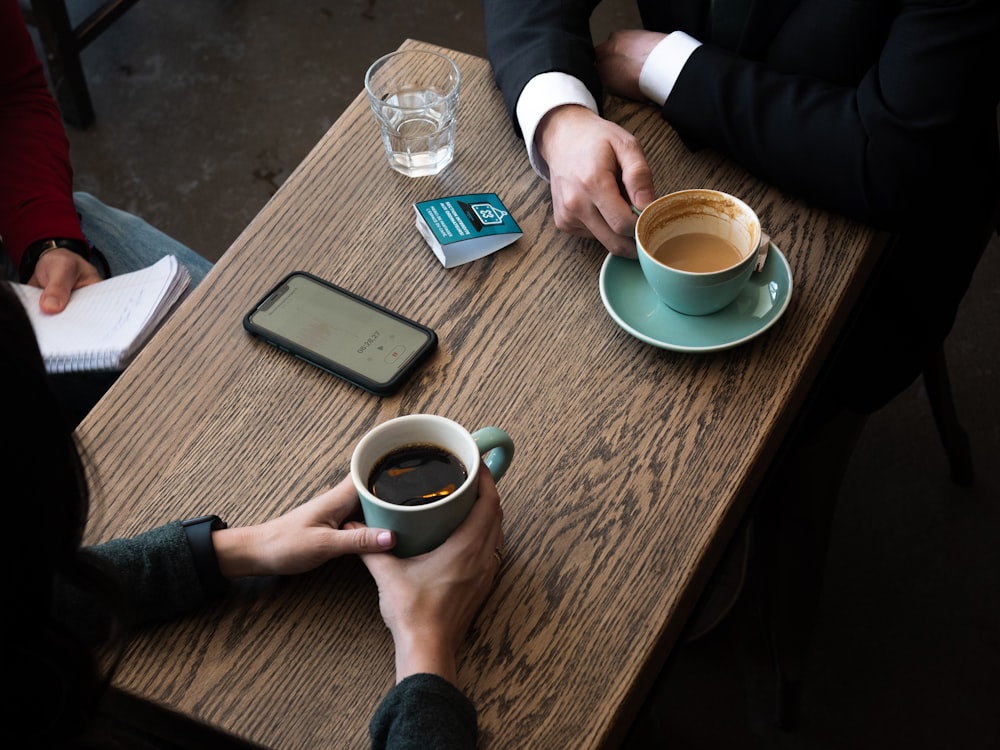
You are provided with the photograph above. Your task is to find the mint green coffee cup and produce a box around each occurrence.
[351,414,513,557]
[636,189,761,316]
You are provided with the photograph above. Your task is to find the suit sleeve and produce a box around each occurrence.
[482,0,606,134]
[51,522,219,644]
[663,0,1000,229]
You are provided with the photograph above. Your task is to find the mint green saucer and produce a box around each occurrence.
[599,244,793,352]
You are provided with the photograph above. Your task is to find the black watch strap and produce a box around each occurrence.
[19,237,91,283]
[182,515,230,596]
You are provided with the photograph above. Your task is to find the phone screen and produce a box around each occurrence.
[244,272,436,393]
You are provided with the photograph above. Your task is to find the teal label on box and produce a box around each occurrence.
[415,193,521,245]
[414,193,522,268]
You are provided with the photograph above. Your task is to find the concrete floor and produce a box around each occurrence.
[31,1,1000,747]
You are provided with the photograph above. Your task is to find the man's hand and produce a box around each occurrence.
[28,248,103,314]
[536,104,655,257]
[595,30,667,102]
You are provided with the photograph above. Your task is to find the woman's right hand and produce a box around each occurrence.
[347,467,505,686]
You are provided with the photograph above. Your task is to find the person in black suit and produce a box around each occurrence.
[481,0,1000,728]
[482,0,999,411]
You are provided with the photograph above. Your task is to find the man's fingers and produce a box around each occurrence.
[552,176,638,256]
[620,158,655,213]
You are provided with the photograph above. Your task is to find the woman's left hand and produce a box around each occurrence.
[212,476,396,578]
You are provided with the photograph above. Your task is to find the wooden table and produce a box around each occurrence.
[79,40,885,749]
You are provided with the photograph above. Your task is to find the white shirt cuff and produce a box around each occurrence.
[515,72,599,181]
[638,32,702,107]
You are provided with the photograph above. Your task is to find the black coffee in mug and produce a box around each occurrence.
[367,443,468,506]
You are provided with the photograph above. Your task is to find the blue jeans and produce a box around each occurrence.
[74,191,213,286]
[2,192,213,286]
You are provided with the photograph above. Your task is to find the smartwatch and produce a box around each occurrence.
[19,237,91,283]
[182,515,229,595]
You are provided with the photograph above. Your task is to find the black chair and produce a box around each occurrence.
[925,340,976,485]
[19,0,143,128]
[759,191,1000,730]
[924,187,1000,486]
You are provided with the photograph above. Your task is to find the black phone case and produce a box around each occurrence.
[243,271,437,396]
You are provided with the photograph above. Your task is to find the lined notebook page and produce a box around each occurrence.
[10,255,190,373]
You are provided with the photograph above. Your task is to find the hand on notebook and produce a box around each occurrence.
[11,255,189,374]
[27,248,102,314]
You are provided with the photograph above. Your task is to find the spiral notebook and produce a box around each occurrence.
[10,255,190,373]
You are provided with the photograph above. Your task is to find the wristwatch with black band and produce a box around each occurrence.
[19,237,91,283]
[181,515,230,596]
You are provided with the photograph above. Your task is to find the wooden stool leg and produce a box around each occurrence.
[923,346,975,486]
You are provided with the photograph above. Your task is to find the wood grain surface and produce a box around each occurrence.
[78,40,885,749]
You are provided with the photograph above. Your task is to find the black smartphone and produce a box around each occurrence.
[243,271,437,396]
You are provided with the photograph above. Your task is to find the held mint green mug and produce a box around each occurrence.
[350,414,513,557]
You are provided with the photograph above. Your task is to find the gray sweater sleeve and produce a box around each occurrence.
[52,521,220,643]
[369,673,477,750]
[56,527,478,748]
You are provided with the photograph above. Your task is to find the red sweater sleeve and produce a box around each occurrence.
[0,0,87,271]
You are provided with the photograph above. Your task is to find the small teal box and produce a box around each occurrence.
[414,193,522,268]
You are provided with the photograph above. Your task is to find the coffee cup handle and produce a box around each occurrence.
[472,426,514,482]
[754,232,773,273]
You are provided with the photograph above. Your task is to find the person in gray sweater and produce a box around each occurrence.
[1,280,503,749]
